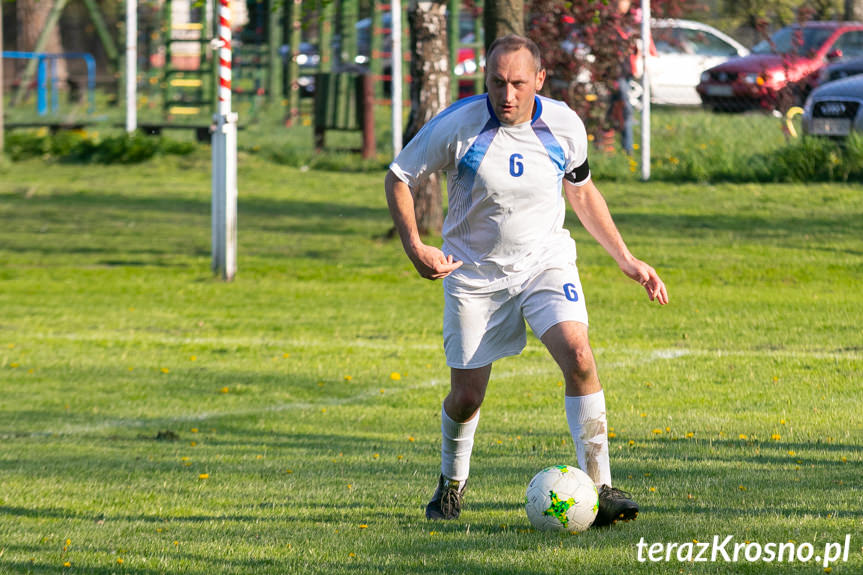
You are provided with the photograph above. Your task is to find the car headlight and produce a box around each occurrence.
[769,70,786,83]
[743,73,759,84]
[700,71,710,83]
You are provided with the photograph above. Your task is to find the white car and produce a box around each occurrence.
[648,19,750,105]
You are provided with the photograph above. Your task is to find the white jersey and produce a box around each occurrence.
[390,94,591,292]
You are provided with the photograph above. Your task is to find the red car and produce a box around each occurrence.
[697,21,863,112]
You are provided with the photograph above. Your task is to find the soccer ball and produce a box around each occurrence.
[525,465,598,533]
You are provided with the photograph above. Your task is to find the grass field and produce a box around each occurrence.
[1,152,861,574]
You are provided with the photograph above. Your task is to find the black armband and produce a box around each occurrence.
[564,158,591,185]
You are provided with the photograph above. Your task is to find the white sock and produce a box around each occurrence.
[565,390,612,487]
[440,404,479,482]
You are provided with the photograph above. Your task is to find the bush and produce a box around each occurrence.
[4,130,196,164]
[753,132,863,183]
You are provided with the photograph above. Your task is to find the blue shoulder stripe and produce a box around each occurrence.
[531,117,566,175]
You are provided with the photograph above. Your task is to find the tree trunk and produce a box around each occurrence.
[17,0,68,84]
[405,0,450,235]
[483,0,524,51]
[845,0,863,20]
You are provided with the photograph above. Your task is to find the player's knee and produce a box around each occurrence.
[448,388,484,419]
[565,348,596,384]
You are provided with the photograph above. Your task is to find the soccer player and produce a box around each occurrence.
[385,34,668,527]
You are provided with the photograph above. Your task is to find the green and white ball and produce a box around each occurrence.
[525,465,599,533]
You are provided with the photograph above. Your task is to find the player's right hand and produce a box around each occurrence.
[409,244,463,280]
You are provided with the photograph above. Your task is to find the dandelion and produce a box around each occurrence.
[379,389,385,394]
[738,485,747,491]
[160,368,170,374]
[344,375,353,381]
[390,372,401,381]
[199,473,209,479]
[649,487,656,492]
[739,434,748,440]
[841,457,847,463]
[640,413,647,418]
[652,428,663,435]
[321,408,327,414]
[685,432,694,439]
[359,524,368,529]
[628,440,635,446]
[788,450,796,457]
[64,562,71,568]
[7,344,14,349]
[608,432,616,439]
[780,419,787,425]
[116,558,124,565]
[283,353,290,358]
[285,469,293,474]
[397,455,404,460]
[373,453,380,459]
[220,387,229,394]
[190,441,197,447]
[349,552,356,558]
[771,433,781,441]
[408,436,415,442]
[665,427,671,433]
[191,428,198,433]
[10,363,19,368]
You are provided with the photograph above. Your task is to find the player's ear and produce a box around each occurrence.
[535,68,546,91]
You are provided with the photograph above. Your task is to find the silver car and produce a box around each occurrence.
[802,74,863,137]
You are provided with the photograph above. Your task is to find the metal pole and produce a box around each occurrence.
[212,0,238,281]
[640,0,651,181]
[391,0,403,155]
[126,0,138,132]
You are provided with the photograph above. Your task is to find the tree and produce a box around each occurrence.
[16,0,68,85]
[484,0,524,50]
[846,0,863,19]
[403,0,450,235]
[526,0,691,141]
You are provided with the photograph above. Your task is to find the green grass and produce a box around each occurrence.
[0,155,861,574]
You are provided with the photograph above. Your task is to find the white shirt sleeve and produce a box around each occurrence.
[389,117,454,188]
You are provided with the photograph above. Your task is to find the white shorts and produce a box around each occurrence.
[443,265,589,369]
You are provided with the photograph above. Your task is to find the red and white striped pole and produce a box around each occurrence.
[217,0,232,116]
[212,0,238,280]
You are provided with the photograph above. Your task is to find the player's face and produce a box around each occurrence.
[486,48,546,126]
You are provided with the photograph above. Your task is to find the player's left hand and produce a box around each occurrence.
[619,258,669,305]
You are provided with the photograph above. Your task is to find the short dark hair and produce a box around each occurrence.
[486,34,543,73]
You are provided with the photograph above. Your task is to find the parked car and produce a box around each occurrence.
[802,74,863,137]
[560,18,748,107]
[697,21,863,111]
[818,55,863,84]
[649,19,749,105]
